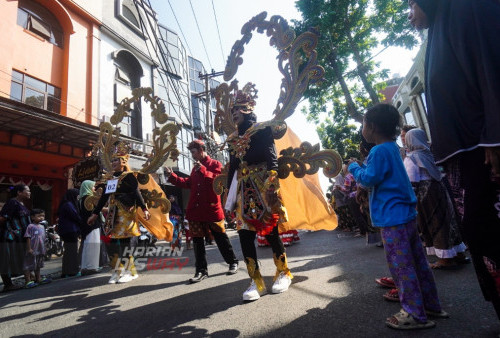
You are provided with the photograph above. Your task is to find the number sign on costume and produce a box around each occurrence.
[105,179,118,194]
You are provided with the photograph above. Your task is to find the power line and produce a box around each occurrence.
[188,0,213,70]
[167,0,193,58]
[211,0,225,66]
[134,0,192,124]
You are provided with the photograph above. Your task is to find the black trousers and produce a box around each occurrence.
[238,226,285,269]
[445,148,500,319]
[60,232,80,276]
[193,230,237,273]
[108,237,134,264]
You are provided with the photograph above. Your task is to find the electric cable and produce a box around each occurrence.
[211,0,226,66]
[188,0,213,70]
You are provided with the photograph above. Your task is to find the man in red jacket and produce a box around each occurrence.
[164,140,238,283]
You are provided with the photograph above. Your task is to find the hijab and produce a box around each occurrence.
[79,180,95,199]
[405,128,442,181]
[58,188,80,211]
[413,0,441,24]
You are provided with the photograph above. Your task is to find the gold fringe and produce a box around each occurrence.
[246,257,266,292]
[273,253,293,281]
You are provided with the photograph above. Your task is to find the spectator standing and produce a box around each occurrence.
[349,104,446,330]
[58,189,82,278]
[23,209,51,288]
[0,184,31,291]
[408,0,500,318]
[79,180,102,274]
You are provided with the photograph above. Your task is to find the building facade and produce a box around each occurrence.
[392,37,430,139]
[0,0,224,221]
[0,0,101,222]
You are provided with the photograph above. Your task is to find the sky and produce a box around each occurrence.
[149,0,419,192]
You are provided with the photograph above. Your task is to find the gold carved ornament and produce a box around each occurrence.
[214,11,325,138]
[277,142,342,179]
[212,12,342,195]
[92,87,180,174]
[90,87,180,212]
[140,189,171,214]
[213,164,228,196]
[84,187,103,211]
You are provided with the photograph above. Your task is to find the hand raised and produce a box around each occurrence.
[163,166,173,176]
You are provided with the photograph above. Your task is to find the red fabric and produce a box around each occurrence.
[247,213,279,236]
[168,155,224,222]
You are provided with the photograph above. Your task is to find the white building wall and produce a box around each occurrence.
[98,32,154,138]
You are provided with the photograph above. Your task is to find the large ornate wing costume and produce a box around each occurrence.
[89,88,180,241]
[213,12,342,231]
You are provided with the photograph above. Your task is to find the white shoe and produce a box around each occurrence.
[271,272,292,294]
[117,272,138,283]
[108,271,121,284]
[242,280,265,301]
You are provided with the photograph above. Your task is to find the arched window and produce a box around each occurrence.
[122,4,139,27]
[17,0,63,48]
[113,51,143,139]
[116,0,141,32]
[410,76,419,89]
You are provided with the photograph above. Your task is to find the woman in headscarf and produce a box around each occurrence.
[408,0,500,318]
[0,184,31,291]
[79,180,102,274]
[58,188,83,277]
[404,129,467,268]
[225,89,292,301]
[87,145,151,284]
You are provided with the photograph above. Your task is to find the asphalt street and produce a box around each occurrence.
[1,229,499,337]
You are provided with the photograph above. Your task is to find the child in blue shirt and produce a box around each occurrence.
[348,104,446,330]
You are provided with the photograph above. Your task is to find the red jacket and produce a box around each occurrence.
[168,155,224,222]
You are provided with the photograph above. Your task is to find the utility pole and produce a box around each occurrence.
[197,69,224,134]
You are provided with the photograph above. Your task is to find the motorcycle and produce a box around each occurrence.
[136,224,157,254]
[43,221,63,260]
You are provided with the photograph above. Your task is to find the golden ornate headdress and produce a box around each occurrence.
[92,87,180,174]
[112,141,131,161]
[232,83,258,113]
[213,12,342,192]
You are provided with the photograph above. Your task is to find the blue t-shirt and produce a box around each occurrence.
[348,142,416,227]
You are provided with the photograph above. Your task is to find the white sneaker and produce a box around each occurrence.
[242,280,265,301]
[118,272,139,283]
[271,272,292,294]
[108,272,121,284]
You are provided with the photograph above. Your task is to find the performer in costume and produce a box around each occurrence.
[164,139,239,283]
[213,12,341,301]
[84,87,176,284]
[88,142,151,284]
[225,90,292,301]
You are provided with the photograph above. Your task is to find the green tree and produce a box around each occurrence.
[293,0,418,159]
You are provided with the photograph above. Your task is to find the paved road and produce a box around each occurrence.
[1,229,499,337]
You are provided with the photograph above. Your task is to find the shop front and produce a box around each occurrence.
[0,98,99,224]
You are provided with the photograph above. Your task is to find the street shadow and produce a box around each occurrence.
[10,278,253,337]
[0,276,189,324]
[4,229,497,337]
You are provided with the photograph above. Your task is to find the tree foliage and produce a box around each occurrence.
[293,0,418,160]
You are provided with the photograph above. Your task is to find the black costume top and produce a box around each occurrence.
[227,125,278,191]
[93,171,147,215]
[418,0,500,163]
